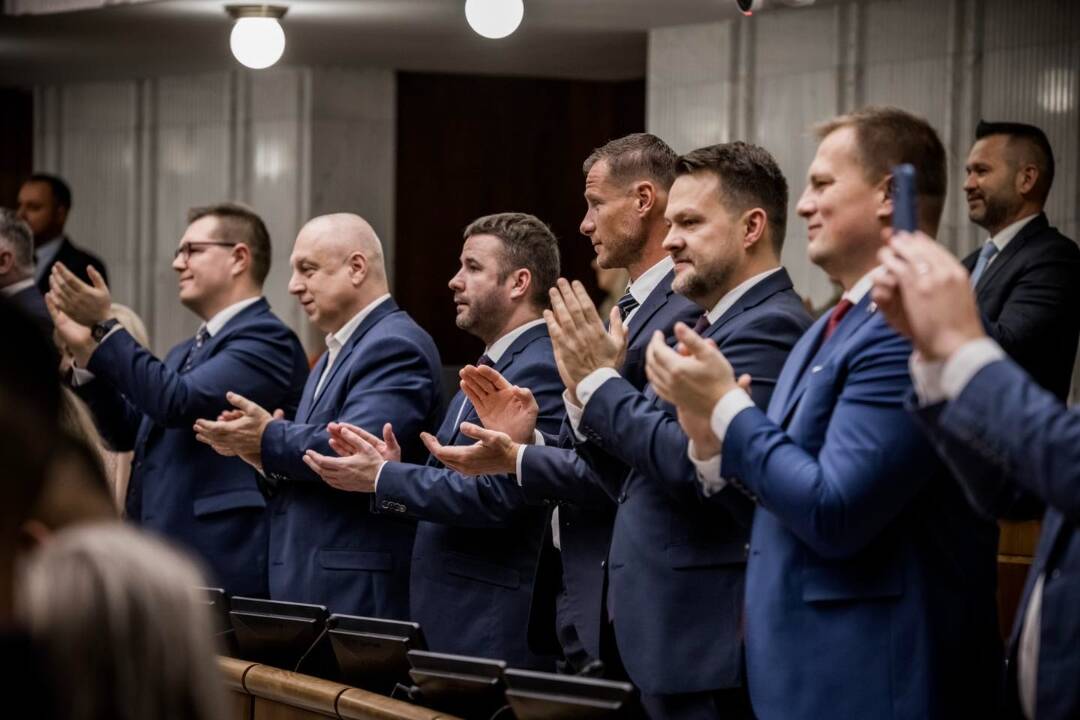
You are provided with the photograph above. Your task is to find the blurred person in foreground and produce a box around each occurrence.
[0,208,51,337]
[874,231,1080,720]
[17,522,225,720]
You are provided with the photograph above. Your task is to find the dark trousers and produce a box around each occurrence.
[638,687,753,720]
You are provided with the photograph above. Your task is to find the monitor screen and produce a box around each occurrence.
[228,596,330,675]
[196,586,237,656]
[327,614,426,694]
[407,649,507,718]
[503,668,638,719]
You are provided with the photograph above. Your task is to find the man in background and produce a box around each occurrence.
[17,173,108,295]
[961,120,1080,401]
[0,208,51,337]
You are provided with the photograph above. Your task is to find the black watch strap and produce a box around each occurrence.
[91,318,121,343]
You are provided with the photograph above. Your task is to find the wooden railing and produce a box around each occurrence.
[219,657,462,720]
[997,519,1041,639]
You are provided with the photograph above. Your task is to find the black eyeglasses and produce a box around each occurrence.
[174,241,237,261]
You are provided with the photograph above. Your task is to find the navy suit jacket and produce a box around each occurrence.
[77,298,308,596]
[518,269,699,663]
[963,213,1080,401]
[9,284,53,339]
[913,358,1080,720]
[568,269,810,695]
[260,298,443,617]
[374,322,565,669]
[36,236,108,295]
[720,296,1000,719]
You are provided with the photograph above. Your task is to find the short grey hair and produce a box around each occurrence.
[17,523,226,720]
[0,207,35,274]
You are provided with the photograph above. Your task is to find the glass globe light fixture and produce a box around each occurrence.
[226,5,288,70]
[464,0,524,39]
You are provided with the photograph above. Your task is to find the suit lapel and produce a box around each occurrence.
[975,213,1047,295]
[775,294,876,426]
[625,269,676,348]
[297,353,327,423]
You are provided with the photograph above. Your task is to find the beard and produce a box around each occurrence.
[969,191,1022,232]
[455,292,507,342]
[596,224,647,270]
[673,256,737,305]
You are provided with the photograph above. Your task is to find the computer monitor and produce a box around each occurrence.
[503,668,639,719]
[228,596,332,676]
[327,614,426,695]
[406,649,507,718]
[197,586,237,656]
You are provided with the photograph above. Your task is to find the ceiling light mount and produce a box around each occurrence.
[225,4,288,69]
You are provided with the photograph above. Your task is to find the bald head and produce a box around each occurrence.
[288,213,390,333]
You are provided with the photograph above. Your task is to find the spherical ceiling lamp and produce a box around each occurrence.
[464,0,524,39]
[226,5,288,70]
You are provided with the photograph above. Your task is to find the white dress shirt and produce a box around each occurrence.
[688,267,877,495]
[1,277,35,297]
[32,236,64,284]
[982,213,1038,270]
[313,293,392,399]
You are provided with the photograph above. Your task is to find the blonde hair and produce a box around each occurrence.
[109,303,149,348]
[17,524,226,720]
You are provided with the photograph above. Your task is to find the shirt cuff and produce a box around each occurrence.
[564,390,587,441]
[909,354,946,405]
[688,441,726,497]
[532,429,545,446]
[515,444,528,486]
[576,367,620,407]
[941,338,1006,400]
[709,388,755,443]
[372,460,387,492]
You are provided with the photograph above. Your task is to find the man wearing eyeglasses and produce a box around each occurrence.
[47,202,309,597]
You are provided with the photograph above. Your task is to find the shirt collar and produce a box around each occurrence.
[627,255,674,306]
[0,278,35,297]
[203,296,262,337]
[325,293,392,354]
[842,267,879,306]
[706,267,782,324]
[988,213,1038,253]
[485,318,546,364]
[33,236,64,280]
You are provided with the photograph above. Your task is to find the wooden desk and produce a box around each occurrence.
[218,657,459,720]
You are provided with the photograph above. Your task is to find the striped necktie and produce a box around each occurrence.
[616,291,639,321]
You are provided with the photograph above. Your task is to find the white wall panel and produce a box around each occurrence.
[753,4,841,308]
[33,66,396,357]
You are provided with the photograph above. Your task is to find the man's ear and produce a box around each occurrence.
[507,268,532,301]
[875,174,894,223]
[634,181,657,216]
[348,251,369,286]
[1016,163,1039,197]
[0,248,14,275]
[230,243,252,278]
[741,208,769,251]
[20,518,52,551]
[54,205,69,228]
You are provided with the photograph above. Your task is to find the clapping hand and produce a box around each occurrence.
[544,278,627,401]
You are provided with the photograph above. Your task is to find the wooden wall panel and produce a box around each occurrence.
[394,72,645,365]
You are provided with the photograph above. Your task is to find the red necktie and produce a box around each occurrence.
[823,298,854,342]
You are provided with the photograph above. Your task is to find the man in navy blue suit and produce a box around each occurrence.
[193,213,442,618]
[0,209,52,338]
[874,231,1080,720]
[303,212,565,669]
[434,143,811,719]
[649,108,1001,719]
[48,203,308,596]
[427,133,699,677]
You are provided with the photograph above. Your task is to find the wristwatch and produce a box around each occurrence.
[91,318,121,343]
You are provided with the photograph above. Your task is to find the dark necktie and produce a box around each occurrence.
[616,291,639,322]
[477,353,494,368]
[823,298,854,342]
[692,313,711,335]
[182,325,209,373]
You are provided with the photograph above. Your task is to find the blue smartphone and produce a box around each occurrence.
[891,163,917,233]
